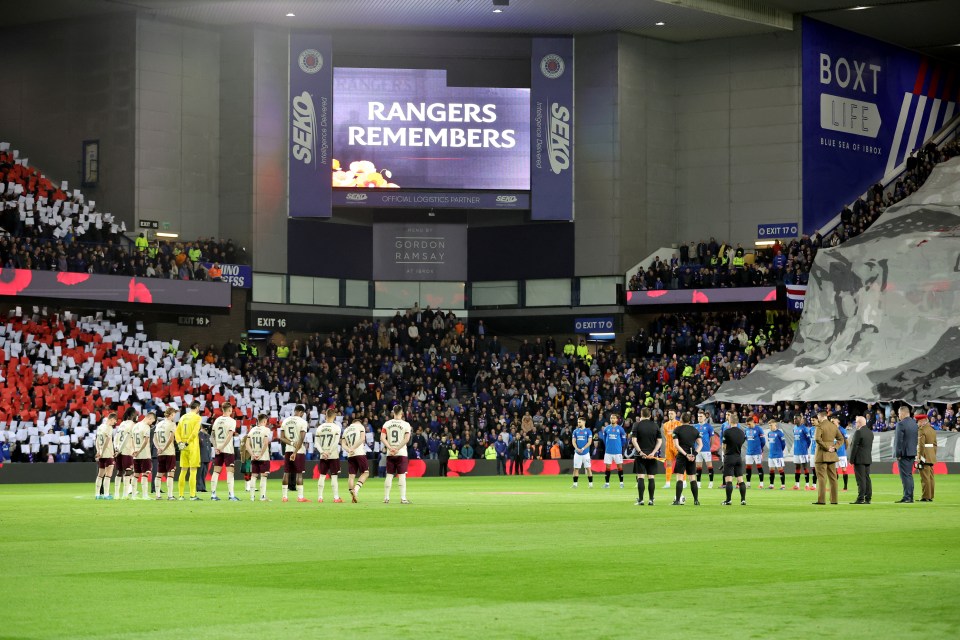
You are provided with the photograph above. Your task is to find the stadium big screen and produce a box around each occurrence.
[288,34,573,221]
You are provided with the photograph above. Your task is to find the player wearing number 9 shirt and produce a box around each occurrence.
[341,418,369,502]
[381,405,412,504]
[315,408,343,503]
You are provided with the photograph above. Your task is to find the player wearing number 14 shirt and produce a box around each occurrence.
[314,408,343,503]
[381,405,412,504]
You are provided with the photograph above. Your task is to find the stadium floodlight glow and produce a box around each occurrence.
[848,5,871,9]
[755,240,776,246]
[656,21,665,26]
[286,12,295,17]
[493,8,502,12]
[588,332,615,341]
[156,232,179,239]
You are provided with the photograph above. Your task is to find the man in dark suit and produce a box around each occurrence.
[893,406,919,503]
[813,412,845,505]
[197,425,212,492]
[847,415,874,504]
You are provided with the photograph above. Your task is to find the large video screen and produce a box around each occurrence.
[332,68,530,190]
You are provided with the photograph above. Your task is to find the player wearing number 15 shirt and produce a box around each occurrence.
[314,408,343,503]
[279,405,309,502]
[341,419,369,502]
[381,405,412,504]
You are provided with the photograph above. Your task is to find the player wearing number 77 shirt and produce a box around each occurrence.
[381,405,412,504]
[342,418,370,502]
[315,408,343,503]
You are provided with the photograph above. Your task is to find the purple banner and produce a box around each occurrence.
[531,37,574,221]
[626,286,778,307]
[0,269,231,308]
[333,190,529,210]
[289,33,333,218]
[332,68,529,190]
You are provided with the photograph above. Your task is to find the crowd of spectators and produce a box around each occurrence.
[1,142,247,279]
[1,304,956,464]
[629,138,960,292]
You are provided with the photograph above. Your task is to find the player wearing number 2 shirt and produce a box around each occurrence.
[210,403,238,501]
[381,405,412,504]
[314,408,343,503]
[341,419,369,502]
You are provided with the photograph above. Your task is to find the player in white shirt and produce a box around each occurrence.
[380,405,413,504]
[131,412,157,500]
[314,408,343,503]
[341,418,370,502]
[94,412,118,499]
[114,408,138,499]
[153,408,178,500]
[246,414,273,501]
[278,404,310,502]
[210,402,239,501]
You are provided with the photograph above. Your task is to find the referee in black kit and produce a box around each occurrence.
[630,407,663,506]
[721,421,748,506]
[671,413,702,506]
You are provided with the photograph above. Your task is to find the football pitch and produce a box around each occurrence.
[1,475,959,640]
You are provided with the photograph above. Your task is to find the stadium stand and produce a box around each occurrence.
[628,138,960,292]
[0,142,247,280]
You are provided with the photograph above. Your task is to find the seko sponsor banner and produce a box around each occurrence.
[802,18,960,233]
[333,189,529,210]
[0,269,231,307]
[201,263,251,288]
[531,37,574,221]
[372,223,467,281]
[626,286,777,307]
[332,67,529,191]
[289,33,333,218]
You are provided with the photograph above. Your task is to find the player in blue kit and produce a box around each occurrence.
[694,411,715,489]
[807,421,818,491]
[601,414,627,489]
[571,417,594,488]
[744,420,766,487]
[765,420,787,489]
[792,416,812,490]
[835,419,850,493]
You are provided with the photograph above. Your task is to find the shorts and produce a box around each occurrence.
[696,451,713,464]
[673,457,696,475]
[723,455,745,478]
[793,454,810,465]
[635,457,657,476]
[98,457,115,469]
[745,454,763,465]
[117,455,134,470]
[603,454,623,465]
[252,460,271,475]
[158,455,176,473]
[386,455,409,475]
[133,458,152,474]
[768,457,785,469]
[317,458,341,476]
[348,455,369,476]
[240,459,252,474]
[573,453,592,471]
[284,452,306,474]
[213,452,236,468]
[179,449,200,468]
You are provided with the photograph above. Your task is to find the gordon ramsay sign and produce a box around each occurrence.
[372,224,467,281]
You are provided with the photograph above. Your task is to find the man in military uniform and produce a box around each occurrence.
[916,414,938,502]
[813,411,845,505]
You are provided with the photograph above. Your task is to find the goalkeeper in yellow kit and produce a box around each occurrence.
[175,400,203,500]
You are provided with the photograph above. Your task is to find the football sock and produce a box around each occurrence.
[769,471,775,484]
[795,471,802,484]
[696,470,702,484]
[843,473,849,490]
[647,478,655,499]
[178,470,186,497]
[746,468,752,483]
[115,475,122,498]
[210,474,219,495]
[141,475,149,499]
[260,475,268,498]
[637,477,645,501]
[665,466,673,484]
[739,482,747,500]
[167,476,174,497]
[780,471,785,486]
[573,475,578,486]
[227,474,235,497]
[709,469,714,482]
[318,476,326,500]
[282,483,289,500]
[95,477,102,497]
[297,484,304,499]
[189,468,198,497]
[725,481,733,501]
[691,481,699,502]
[617,469,623,483]
[804,472,810,484]
[331,476,339,500]
[605,470,611,483]
[675,480,683,502]
[384,475,393,500]
[399,476,407,500]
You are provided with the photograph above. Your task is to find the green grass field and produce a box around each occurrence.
[2,474,959,640]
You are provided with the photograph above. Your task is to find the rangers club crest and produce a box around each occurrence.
[298,49,324,74]
[540,54,564,79]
